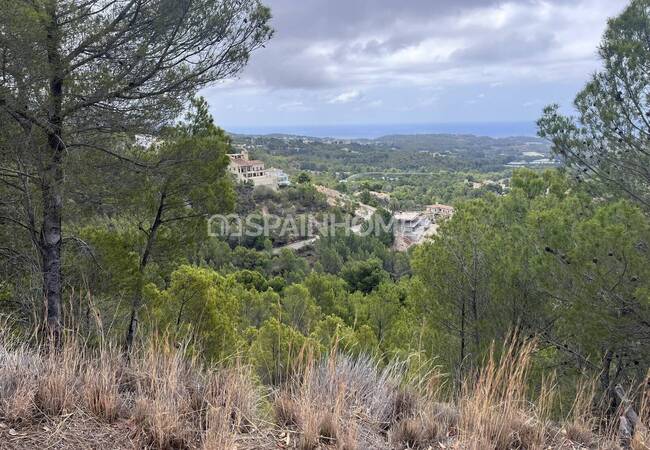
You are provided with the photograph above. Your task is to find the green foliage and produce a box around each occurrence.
[0,0,273,339]
[311,315,358,352]
[236,282,280,329]
[280,285,321,334]
[272,249,309,284]
[250,318,319,384]
[341,258,390,294]
[3,0,649,404]
[296,172,312,184]
[364,281,404,343]
[303,272,351,319]
[363,208,395,247]
[147,265,242,361]
[235,134,549,178]
[232,270,269,292]
[411,169,650,386]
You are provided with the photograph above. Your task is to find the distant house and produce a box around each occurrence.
[227,150,289,190]
[393,211,431,239]
[266,167,291,187]
[426,204,455,220]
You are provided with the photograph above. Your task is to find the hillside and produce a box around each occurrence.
[230,133,554,174]
[2,1,650,449]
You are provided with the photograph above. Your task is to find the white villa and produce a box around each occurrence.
[393,211,431,239]
[391,204,454,251]
[227,150,290,190]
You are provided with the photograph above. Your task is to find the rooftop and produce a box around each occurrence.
[230,158,264,166]
[394,211,423,222]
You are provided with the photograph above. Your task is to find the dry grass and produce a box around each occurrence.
[456,339,550,449]
[0,328,646,449]
[82,347,121,422]
[35,344,80,416]
[0,346,38,422]
[0,331,265,449]
[629,377,650,450]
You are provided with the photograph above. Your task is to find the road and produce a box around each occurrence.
[342,171,435,182]
[272,185,376,254]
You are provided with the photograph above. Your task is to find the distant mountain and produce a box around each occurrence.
[225,121,539,140]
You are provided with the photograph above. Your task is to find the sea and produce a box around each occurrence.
[226,121,539,139]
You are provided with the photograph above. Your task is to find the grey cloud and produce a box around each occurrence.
[242,40,338,89]
[450,31,557,63]
[265,0,557,39]
[232,0,627,91]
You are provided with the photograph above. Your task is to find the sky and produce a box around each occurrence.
[202,0,629,133]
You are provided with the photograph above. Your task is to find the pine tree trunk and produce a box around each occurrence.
[42,2,64,344]
[40,152,63,343]
[124,191,166,352]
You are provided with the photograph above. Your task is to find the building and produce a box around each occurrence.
[227,151,290,190]
[393,211,431,239]
[266,168,291,187]
[426,204,455,220]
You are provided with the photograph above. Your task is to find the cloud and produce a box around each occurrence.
[278,101,312,112]
[328,90,363,104]
[230,0,627,93]
[204,0,630,127]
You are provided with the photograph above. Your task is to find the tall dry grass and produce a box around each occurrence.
[268,339,646,450]
[0,327,261,449]
[456,339,552,449]
[0,324,645,449]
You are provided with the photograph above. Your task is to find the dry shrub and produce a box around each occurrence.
[631,432,649,450]
[562,380,597,447]
[2,376,36,422]
[0,346,38,422]
[457,338,553,450]
[134,397,190,449]
[299,411,321,450]
[35,344,80,416]
[200,366,262,449]
[273,353,421,449]
[629,376,650,450]
[337,424,358,450]
[430,401,459,434]
[0,322,641,450]
[391,418,424,448]
[563,422,595,447]
[201,405,236,450]
[390,409,451,449]
[386,388,417,427]
[275,391,301,428]
[318,412,338,441]
[130,341,193,448]
[201,366,260,434]
[82,348,121,421]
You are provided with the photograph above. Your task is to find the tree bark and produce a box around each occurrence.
[615,385,639,449]
[40,145,64,344]
[42,2,65,344]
